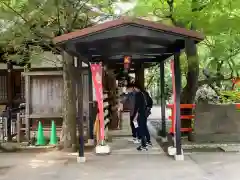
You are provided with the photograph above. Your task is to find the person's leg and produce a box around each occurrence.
[129,116,140,144]
[130,116,137,138]
[136,127,141,140]
[137,115,147,150]
[145,120,151,143]
[144,120,152,146]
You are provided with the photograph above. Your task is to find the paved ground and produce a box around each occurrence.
[148,105,172,132]
[2,150,240,180]
[1,106,240,180]
[148,105,170,120]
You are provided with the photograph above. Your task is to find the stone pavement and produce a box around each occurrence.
[2,149,240,180]
[1,106,240,180]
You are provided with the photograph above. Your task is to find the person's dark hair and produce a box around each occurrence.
[133,82,143,90]
[126,83,134,88]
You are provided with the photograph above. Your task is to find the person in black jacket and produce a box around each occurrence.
[132,83,152,151]
[121,83,140,143]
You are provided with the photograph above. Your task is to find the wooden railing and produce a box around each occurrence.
[167,104,196,134]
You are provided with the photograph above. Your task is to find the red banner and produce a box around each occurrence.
[90,63,105,141]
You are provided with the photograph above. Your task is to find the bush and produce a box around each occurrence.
[195,85,219,103]
[219,91,240,103]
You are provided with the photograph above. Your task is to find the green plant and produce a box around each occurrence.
[220,91,240,103]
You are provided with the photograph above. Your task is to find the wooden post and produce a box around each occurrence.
[16,113,21,143]
[7,62,13,107]
[88,66,94,140]
[173,51,182,157]
[76,58,85,159]
[7,62,13,141]
[135,63,144,89]
[25,73,31,143]
[160,61,166,137]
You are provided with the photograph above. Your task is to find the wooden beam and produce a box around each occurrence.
[21,71,63,76]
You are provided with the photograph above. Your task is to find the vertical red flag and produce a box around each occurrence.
[90,63,105,141]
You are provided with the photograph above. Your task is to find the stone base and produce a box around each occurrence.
[95,144,111,155]
[175,154,184,161]
[167,146,183,156]
[77,156,86,163]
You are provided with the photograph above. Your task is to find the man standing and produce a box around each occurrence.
[132,83,152,151]
[121,83,140,143]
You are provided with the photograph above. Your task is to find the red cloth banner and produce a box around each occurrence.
[90,63,105,141]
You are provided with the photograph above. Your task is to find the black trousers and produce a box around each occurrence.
[137,114,151,147]
[130,116,139,139]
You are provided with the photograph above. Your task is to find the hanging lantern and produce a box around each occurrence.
[123,56,131,70]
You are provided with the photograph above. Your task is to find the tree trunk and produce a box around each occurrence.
[59,51,77,151]
[180,39,199,131]
[181,39,199,104]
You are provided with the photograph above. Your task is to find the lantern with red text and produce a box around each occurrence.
[123,56,131,72]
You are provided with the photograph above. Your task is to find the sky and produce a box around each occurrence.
[114,1,136,15]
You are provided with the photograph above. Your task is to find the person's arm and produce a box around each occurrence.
[146,91,153,108]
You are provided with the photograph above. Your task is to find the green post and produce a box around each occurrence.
[49,120,57,145]
[36,121,46,146]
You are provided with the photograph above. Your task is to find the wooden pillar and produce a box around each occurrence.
[135,63,144,89]
[7,62,13,107]
[173,51,182,156]
[7,62,13,141]
[24,71,30,142]
[88,64,94,141]
[160,61,166,137]
[76,58,84,158]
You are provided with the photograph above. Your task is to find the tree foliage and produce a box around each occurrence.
[0,0,117,150]
[0,0,116,64]
[134,0,240,102]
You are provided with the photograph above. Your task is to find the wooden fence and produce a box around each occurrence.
[20,70,90,142]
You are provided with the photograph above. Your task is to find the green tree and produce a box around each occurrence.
[134,0,240,103]
[0,0,116,151]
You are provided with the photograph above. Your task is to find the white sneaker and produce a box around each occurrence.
[128,138,135,142]
[133,139,141,144]
[128,138,140,144]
